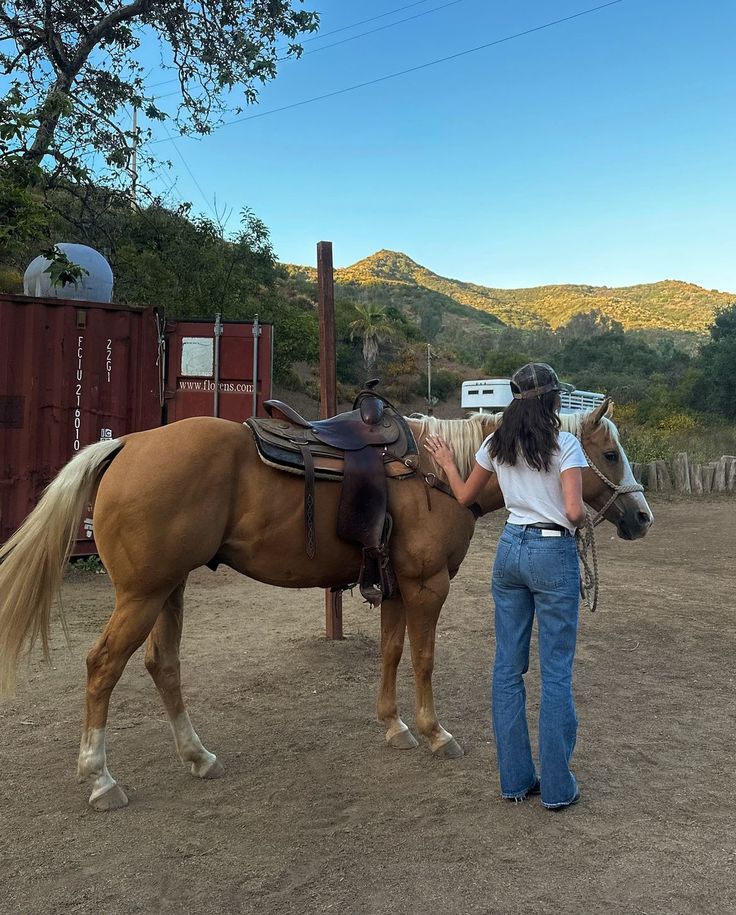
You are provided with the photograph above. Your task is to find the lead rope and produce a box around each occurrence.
[575,445,645,613]
[576,514,599,612]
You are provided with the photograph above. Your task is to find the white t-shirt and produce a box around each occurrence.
[475,431,587,532]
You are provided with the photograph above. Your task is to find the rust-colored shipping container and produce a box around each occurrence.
[0,295,273,556]
[0,293,163,554]
[165,318,273,423]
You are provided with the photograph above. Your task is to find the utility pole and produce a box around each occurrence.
[130,106,138,207]
[426,342,438,415]
[251,313,261,418]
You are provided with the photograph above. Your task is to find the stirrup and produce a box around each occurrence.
[358,517,397,606]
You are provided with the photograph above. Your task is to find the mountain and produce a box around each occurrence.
[283,249,734,334]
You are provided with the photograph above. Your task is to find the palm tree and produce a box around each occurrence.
[349,303,394,375]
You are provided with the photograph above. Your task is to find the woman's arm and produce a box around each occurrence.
[560,467,586,528]
[423,434,493,506]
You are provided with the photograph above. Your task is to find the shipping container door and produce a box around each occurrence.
[0,295,162,555]
[165,320,273,423]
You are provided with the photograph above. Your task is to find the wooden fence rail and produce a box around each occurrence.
[631,453,736,494]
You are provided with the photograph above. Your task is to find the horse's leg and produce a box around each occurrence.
[143,579,223,779]
[77,590,167,810]
[378,595,418,750]
[402,570,464,759]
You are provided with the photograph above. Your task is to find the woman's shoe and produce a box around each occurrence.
[544,789,580,811]
[505,779,540,802]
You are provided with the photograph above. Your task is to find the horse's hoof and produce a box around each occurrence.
[433,737,464,759]
[191,756,224,779]
[90,783,129,811]
[386,728,419,750]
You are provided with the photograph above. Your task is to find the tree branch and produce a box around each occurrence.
[25,0,156,163]
[44,0,69,72]
[70,0,156,74]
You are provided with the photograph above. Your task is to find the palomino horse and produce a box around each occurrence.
[0,398,652,810]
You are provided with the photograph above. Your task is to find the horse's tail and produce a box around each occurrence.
[0,438,124,698]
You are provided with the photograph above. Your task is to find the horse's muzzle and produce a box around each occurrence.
[617,509,653,541]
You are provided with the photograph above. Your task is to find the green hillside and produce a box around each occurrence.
[283,249,734,334]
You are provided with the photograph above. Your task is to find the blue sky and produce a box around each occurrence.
[144,1,734,291]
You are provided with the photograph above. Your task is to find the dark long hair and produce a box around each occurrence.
[489,391,561,471]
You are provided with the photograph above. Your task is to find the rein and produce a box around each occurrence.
[575,443,645,613]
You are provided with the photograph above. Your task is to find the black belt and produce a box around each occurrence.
[524,522,572,536]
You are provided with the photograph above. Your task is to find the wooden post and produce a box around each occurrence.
[726,456,736,491]
[673,452,691,493]
[656,460,672,492]
[714,457,728,493]
[722,455,736,491]
[317,241,343,640]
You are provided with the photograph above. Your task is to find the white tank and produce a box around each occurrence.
[24,243,114,302]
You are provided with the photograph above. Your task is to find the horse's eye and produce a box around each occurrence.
[603,451,619,462]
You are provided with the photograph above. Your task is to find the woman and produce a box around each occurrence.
[424,363,587,810]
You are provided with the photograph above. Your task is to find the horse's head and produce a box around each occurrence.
[576,399,653,540]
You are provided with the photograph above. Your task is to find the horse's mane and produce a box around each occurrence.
[408,411,617,478]
[409,413,502,478]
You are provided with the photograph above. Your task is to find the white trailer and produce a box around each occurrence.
[461,378,604,415]
[559,388,606,413]
[461,379,514,413]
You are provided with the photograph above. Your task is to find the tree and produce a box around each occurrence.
[0,1,318,238]
[419,306,443,341]
[690,303,736,419]
[482,350,534,377]
[108,204,276,316]
[0,87,51,257]
[348,303,395,376]
[557,309,624,342]
[708,303,736,342]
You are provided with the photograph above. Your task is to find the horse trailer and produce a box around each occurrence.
[0,292,273,555]
[461,378,605,415]
[461,379,514,413]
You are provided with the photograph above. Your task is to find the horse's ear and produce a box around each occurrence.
[589,397,612,426]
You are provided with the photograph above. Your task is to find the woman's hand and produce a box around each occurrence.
[424,434,458,473]
[423,433,494,507]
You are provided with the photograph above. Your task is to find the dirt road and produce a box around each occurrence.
[1,498,734,915]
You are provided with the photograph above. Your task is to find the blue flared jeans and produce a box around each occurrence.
[491,523,580,808]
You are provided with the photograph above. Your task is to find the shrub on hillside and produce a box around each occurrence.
[0,267,22,293]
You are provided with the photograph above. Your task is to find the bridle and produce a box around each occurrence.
[579,443,644,527]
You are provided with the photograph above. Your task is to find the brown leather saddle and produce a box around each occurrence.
[246,388,419,606]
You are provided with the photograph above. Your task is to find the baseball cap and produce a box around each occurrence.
[510,363,575,400]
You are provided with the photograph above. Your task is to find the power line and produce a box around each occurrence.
[162,124,216,218]
[155,1,462,99]
[286,0,468,61]
[149,162,186,206]
[150,0,624,145]
[286,0,438,46]
[152,1,466,88]
[146,1,440,90]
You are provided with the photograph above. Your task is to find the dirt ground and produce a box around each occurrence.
[1,498,734,915]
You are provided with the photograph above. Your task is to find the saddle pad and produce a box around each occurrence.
[247,420,346,479]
